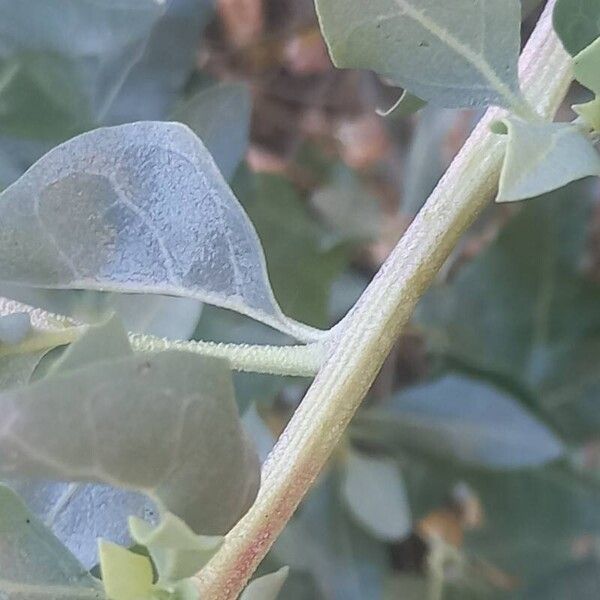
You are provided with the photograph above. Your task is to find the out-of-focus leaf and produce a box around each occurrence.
[107,0,215,123]
[0,122,319,341]
[311,165,381,243]
[0,483,104,599]
[240,173,349,328]
[273,475,389,600]
[0,352,47,389]
[99,541,153,600]
[494,118,600,202]
[0,312,30,345]
[0,285,203,341]
[553,0,600,56]
[464,465,600,582]
[129,512,222,581]
[377,90,426,117]
[357,375,564,468]
[519,559,600,599]
[0,351,260,536]
[574,36,600,94]
[0,0,164,140]
[401,106,457,216]
[315,0,523,109]
[173,82,251,180]
[240,567,289,600]
[341,449,411,541]
[418,184,600,440]
[195,305,296,411]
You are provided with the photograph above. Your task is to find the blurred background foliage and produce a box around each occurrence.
[3,0,600,597]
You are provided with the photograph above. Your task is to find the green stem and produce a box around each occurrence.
[0,298,322,377]
[193,3,572,597]
[128,334,322,376]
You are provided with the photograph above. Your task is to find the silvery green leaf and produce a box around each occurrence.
[495,118,600,202]
[0,0,164,140]
[9,479,156,570]
[358,375,564,468]
[377,90,426,118]
[9,320,157,569]
[573,36,600,94]
[0,483,104,599]
[0,121,320,342]
[341,450,411,542]
[0,351,260,535]
[315,0,524,109]
[173,82,252,181]
[553,0,600,56]
[129,512,222,581]
[240,567,289,600]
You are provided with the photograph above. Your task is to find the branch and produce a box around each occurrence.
[0,297,322,377]
[193,2,573,597]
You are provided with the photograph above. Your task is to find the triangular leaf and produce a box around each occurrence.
[0,122,320,342]
[240,567,289,600]
[495,118,600,202]
[129,512,222,581]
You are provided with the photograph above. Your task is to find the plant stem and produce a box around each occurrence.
[0,297,322,376]
[129,335,322,376]
[193,2,572,597]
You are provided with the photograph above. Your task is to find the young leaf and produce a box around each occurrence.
[0,484,104,599]
[574,96,600,132]
[173,82,252,181]
[240,567,289,600]
[495,118,600,202]
[315,0,525,110]
[573,36,600,94]
[99,540,153,600]
[0,121,321,342]
[341,450,411,542]
[0,351,260,535]
[358,375,564,468]
[553,0,600,56]
[129,512,222,581]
